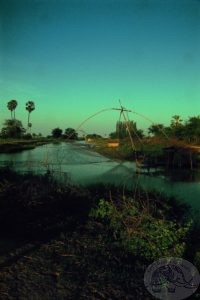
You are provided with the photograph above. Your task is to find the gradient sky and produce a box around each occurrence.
[0,0,200,136]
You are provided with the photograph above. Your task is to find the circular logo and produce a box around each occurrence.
[144,257,200,300]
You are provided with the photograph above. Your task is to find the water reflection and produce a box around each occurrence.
[0,142,199,212]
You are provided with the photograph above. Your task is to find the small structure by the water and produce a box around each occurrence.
[107,141,119,148]
[86,138,93,142]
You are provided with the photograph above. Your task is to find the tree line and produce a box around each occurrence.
[0,100,35,138]
[1,101,199,144]
[109,120,144,139]
[109,115,200,143]
[148,115,200,143]
[51,127,78,140]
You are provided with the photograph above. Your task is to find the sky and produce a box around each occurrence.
[0,0,200,136]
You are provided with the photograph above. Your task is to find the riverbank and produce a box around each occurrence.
[0,139,53,153]
[88,138,200,169]
[0,168,200,298]
[0,138,85,153]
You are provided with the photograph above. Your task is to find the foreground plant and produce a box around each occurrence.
[90,198,192,261]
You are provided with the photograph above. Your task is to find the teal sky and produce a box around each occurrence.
[0,0,200,136]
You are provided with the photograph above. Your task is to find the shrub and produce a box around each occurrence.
[90,198,192,261]
[23,133,32,139]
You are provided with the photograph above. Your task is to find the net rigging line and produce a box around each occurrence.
[65,103,169,142]
[129,110,170,140]
[65,102,170,168]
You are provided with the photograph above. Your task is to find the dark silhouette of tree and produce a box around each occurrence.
[114,120,143,139]
[26,101,35,131]
[168,116,184,139]
[148,124,165,137]
[1,119,25,138]
[116,121,127,139]
[64,128,78,140]
[52,127,63,138]
[184,116,200,143]
[171,115,183,128]
[86,133,102,139]
[109,132,118,139]
[7,100,18,119]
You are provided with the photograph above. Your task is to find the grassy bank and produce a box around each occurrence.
[0,168,199,298]
[0,138,52,153]
[89,138,200,169]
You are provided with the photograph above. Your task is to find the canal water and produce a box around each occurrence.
[0,142,200,214]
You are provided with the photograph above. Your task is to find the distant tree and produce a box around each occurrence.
[136,129,144,139]
[26,101,35,131]
[184,116,200,143]
[86,133,102,139]
[7,100,18,119]
[115,120,143,139]
[64,128,78,140]
[148,124,165,137]
[128,121,144,139]
[32,133,42,138]
[23,133,32,140]
[116,121,126,139]
[169,115,184,139]
[52,127,63,138]
[1,119,25,138]
[171,115,183,128]
[109,132,118,139]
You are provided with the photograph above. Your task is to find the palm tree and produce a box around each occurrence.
[171,115,182,128]
[26,101,35,131]
[7,100,18,119]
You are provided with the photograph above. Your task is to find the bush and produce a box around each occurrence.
[23,133,32,139]
[90,198,192,261]
[0,168,92,238]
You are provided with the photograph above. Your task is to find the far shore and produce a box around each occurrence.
[0,139,51,153]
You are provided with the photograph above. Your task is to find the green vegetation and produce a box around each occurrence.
[110,120,144,139]
[64,127,78,139]
[51,127,79,140]
[1,119,25,139]
[92,138,199,169]
[0,168,199,298]
[7,100,18,119]
[25,101,35,132]
[1,100,35,139]
[86,133,102,139]
[108,115,200,143]
[51,127,63,138]
[87,115,200,169]
[148,115,200,143]
[90,198,191,260]
[0,98,78,153]
[0,139,49,153]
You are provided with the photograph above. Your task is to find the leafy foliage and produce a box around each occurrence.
[25,101,35,114]
[1,119,25,138]
[52,127,63,138]
[7,100,18,119]
[148,115,200,143]
[64,128,78,140]
[86,133,102,139]
[110,120,144,140]
[90,198,192,260]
